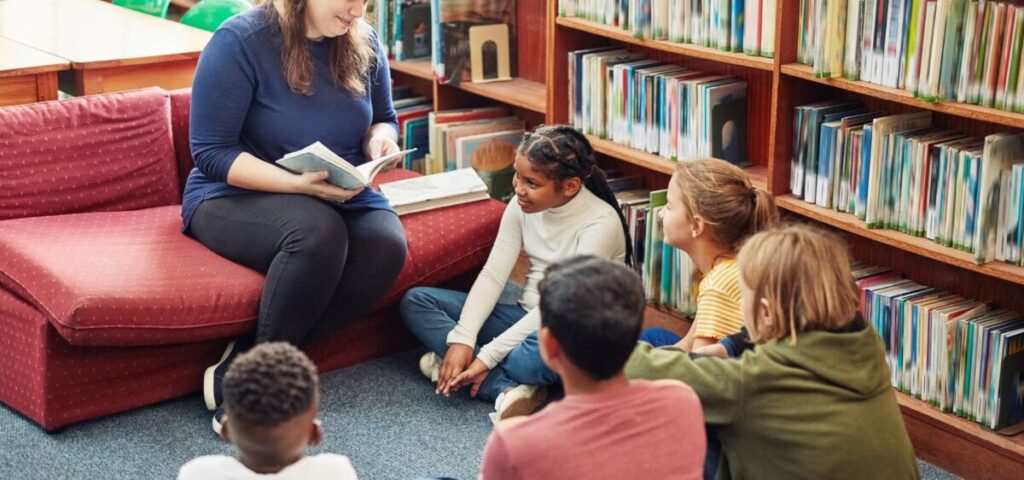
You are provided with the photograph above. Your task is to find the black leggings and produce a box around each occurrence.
[189,193,407,346]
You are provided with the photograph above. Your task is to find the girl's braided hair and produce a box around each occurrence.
[517,125,633,265]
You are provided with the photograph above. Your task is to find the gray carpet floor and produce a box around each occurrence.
[0,349,960,479]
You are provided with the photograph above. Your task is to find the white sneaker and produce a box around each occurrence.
[491,385,547,424]
[418,352,441,382]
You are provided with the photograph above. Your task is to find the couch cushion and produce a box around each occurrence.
[0,172,504,347]
[0,87,180,221]
[0,206,264,346]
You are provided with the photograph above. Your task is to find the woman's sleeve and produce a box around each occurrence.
[189,29,257,182]
[369,30,398,130]
[446,203,524,349]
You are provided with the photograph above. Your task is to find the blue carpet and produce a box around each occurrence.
[0,349,960,479]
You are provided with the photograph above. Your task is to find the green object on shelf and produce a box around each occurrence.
[112,0,172,19]
[180,0,253,32]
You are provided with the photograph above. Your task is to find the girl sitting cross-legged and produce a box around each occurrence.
[400,124,630,422]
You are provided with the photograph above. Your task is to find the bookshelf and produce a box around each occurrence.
[384,0,1024,474]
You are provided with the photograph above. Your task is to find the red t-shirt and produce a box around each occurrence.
[480,379,706,480]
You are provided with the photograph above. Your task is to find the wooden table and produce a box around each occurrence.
[0,0,212,96]
[0,37,69,106]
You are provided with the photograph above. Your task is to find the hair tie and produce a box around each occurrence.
[748,186,757,200]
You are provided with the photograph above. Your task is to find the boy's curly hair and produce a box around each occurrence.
[222,342,319,428]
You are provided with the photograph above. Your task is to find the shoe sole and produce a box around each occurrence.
[203,340,236,411]
[499,387,548,421]
[212,413,225,437]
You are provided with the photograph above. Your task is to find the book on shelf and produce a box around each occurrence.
[394,0,432,61]
[568,47,751,167]
[558,0,776,58]
[378,167,490,215]
[275,142,416,190]
[792,100,1024,266]
[431,0,516,85]
[425,107,508,174]
[856,262,1024,430]
[799,0,1024,114]
[454,128,524,201]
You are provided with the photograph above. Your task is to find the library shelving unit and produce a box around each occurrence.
[539,0,1024,478]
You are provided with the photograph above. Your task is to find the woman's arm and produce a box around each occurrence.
[363,34,400,160]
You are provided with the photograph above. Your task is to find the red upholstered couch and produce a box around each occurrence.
[0,88,505,431]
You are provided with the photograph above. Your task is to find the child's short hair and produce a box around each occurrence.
[737,224,860,343]
[222,342,319,428]
[539,255,645,380]
[672,158,779,251]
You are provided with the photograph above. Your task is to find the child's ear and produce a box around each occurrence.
[538,327,559,369]
[563,177,582,197]
[758,298,773,329]
[310,418,324,447]
[691,214,707,238]
[220,419,232,443]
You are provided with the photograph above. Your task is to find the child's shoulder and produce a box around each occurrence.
[632,379,701,403]
[177,455,245,480]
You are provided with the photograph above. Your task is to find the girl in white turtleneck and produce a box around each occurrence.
[400,125,631,422]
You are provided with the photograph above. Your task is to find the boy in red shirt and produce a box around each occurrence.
[479,256,706,480]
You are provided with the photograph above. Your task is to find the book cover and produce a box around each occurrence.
[974,132,1024,263]
[455,128,524,201]
[433,0,516,85]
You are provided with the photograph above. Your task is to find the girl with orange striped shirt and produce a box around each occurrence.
[640,159,779,352]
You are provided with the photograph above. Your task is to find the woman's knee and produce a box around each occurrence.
[281,211,348,260]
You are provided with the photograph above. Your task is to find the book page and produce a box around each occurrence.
[355,148,417,184]
[378,168,487,206]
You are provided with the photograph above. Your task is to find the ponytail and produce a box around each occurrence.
[518,125,633,266]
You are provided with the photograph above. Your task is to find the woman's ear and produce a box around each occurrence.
[310,418,324,447]
[691,214,707,238]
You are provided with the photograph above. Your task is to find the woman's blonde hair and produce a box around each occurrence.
[737,224,860,344]
[672,159,779,251]
[262,0,376,96]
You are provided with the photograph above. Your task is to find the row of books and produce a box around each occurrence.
[791,101,1024,265]
[800,0,1024,113]
[374,0,432,61]
[856,263,1024,430]
[423,106,523,202]
[615,184,697,315]
[372,0,517,84]
[557,0,777,58]
[568,47,750,167]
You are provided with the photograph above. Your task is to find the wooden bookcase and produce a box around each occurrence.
[389,1,1024,476]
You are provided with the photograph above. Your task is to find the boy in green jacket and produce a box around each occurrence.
[625,224,920,480]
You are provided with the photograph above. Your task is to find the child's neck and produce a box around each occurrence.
[561,368,630,397]
[239,452,303,475]
[688,241,733,275]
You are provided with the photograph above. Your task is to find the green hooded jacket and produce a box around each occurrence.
[625,324,920,480]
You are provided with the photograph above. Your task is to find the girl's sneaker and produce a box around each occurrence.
[419,352,442,382]
[491,385,547,424]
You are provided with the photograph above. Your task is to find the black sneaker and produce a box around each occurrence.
[204,338,251,411]
[212,404,227,437]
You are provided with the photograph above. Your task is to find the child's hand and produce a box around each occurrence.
[692,343,729,358]
[447,359,490,397]
[438,344,474,395]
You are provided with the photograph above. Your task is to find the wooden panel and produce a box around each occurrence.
[778,195,1024,287]
[34,72,58,102]
[555,17,774,71]
[454,77,546,113]
[899,393,1024,480]
[0,75,41,106]
[782,63,1024,129]
[389,59,434,81]
[70,59,199,96]
[516,0,547,84]
[0,37,68,78]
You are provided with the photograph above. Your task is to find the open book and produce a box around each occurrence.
[378,168,490,216]
[275,141,416,189]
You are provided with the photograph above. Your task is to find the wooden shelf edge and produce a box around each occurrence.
[775,195,1024,285]
[452,77,547,114]
[896,391,1024,462]
[781,64,1024,129]
[586,135,768,190]
[555,16,775,72]
[388,58,434,81]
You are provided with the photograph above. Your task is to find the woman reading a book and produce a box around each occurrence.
[182,0,406,433]
[400,125,631,422]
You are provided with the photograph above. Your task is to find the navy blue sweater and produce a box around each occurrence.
[182,8,397,230]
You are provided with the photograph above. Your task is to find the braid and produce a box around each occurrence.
[518,125,634,266]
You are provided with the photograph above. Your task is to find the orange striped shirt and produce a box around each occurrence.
[692,259,744,340]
